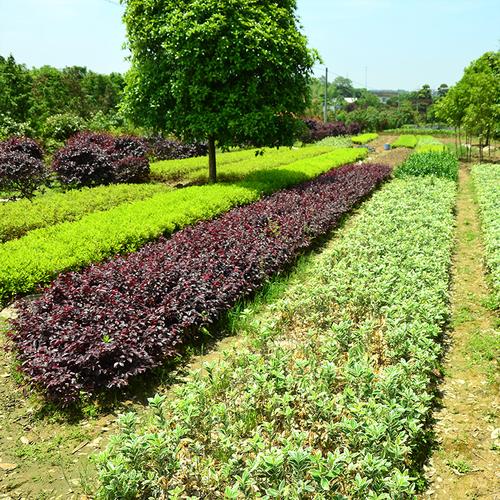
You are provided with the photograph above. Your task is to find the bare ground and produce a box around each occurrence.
[423,165,499,499]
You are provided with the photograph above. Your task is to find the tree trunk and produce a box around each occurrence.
[208,137,217,183]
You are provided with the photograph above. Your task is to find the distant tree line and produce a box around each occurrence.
[305,75,451,131]
[0,54,125,146]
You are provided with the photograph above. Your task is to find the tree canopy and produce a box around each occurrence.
[436,51,500,159]
[122,0,318,181]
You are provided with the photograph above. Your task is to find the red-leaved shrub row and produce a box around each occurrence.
[52,132,150,187]
[11,163,391,404]
[302,119,362,143]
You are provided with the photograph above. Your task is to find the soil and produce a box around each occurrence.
[422,164,499,499]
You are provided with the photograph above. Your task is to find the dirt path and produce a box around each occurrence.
[423,165,499,499]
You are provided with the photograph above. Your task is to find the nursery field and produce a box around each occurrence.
[0,144,498,498]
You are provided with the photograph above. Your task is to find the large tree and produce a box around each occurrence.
[122,0,318,182]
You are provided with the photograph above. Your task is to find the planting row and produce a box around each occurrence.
[0,148,367,305]
[11,161,390,404]
[0,145,337,243]
[392,134,445,152]
[351,132,378,144]
[94,174,457,498]
[395,149,459,181]
[391,134,418,148]
[472,163,500,307]
[0,183,169,242]
[150,145,336,183]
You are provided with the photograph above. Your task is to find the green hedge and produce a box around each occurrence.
[0,183,169,242]
[472,164,500,307]
[94,176,456,499]
[395,150,459,181]
[391,134,418,148]
[0,148,367,305]
[352,133,378,144]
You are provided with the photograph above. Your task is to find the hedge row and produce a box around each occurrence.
[94,175,456,498]
[0,148,367,305]
[11,162,390,404]
[395,150,459,181]
[0,183,169,242]
[472,164,500,307]
[150,145,336,183]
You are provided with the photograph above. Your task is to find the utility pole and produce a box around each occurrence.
[323,67,328,123]
[365,66,368,89]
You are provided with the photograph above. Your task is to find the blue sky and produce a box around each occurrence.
[0,0,498,90]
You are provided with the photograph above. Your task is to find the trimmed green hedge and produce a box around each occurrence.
[94,176,456,498]
[0,148,367,305]
[0,183,169,242]
[472,164,500,307]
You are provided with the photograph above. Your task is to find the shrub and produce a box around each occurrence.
[53,132,150,187]
[395,150,459,181]
[0,136,44,160]
[148,137,208,160]
[301,119,361,143]
[42,113,86,141]
[112,156,150,183]
[11,162,391,403]
[0,151,46,199]
[0,136,46,199]
[52,143,114,187]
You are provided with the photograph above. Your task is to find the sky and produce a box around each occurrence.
[0,0,499,90]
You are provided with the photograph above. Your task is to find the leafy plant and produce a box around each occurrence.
[0,183,168,242]
[472,164,500,308]
[11,162,390,403]
[395,150,458,181]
